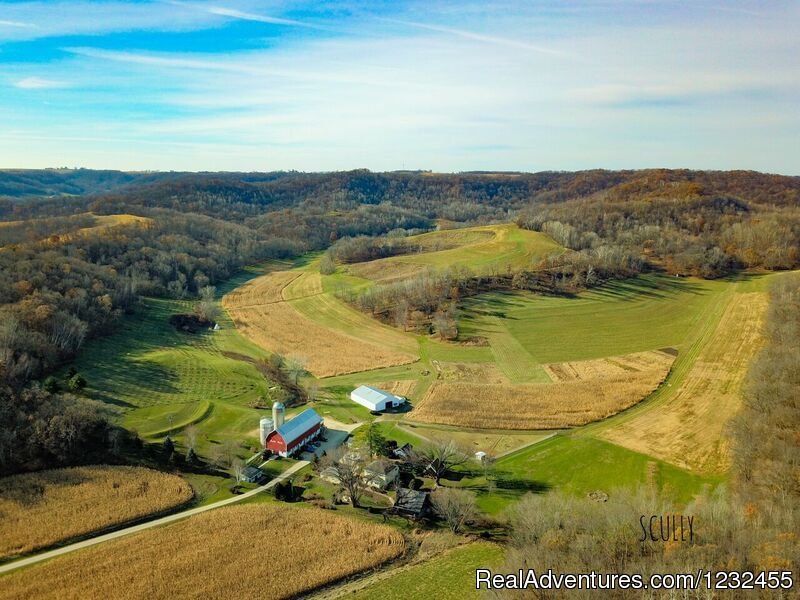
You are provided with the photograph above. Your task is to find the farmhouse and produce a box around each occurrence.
[350,385,407,412]
[264,408,323,458]
[366,460,400,490]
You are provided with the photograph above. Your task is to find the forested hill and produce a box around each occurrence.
[1,167,797,380]
[1,167,799,475]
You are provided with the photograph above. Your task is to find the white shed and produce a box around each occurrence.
[350,385,406,412]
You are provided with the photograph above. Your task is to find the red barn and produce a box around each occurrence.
[265,408,323,457]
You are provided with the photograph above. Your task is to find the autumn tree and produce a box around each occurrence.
[414,439,469,485]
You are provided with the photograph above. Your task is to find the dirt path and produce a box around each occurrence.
[0,460,309,576]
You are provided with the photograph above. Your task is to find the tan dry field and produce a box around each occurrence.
[282,269,324,299]
[601,292,768,473]
[0,466,192,560]
[224,270,417,377]
[223,270,301,305]
[0,504,404,600]
[410,352,675,430]
[374,380,417,396]
[437,361,509,384]
[542,350,676,382]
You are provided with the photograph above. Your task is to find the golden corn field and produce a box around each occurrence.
[411,353,674,429]
[0,466,193,560]
[0,504,405,600]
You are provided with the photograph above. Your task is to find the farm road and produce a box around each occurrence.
[0,460,309,576]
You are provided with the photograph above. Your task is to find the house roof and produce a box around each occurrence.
[273,408,322,445]
[352,385,398,404]
[394,488,428,515]
[367,460,397,475]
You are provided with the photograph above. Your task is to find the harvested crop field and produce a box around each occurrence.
[0,505,405,600]
[410,354,674,429]
[436,361,509,384]
[0,466,192,560]
[223,270,301,306]
[224,270,417,377]
[601,292,769,473]
[542,350,675,382]
[367,380,417,396]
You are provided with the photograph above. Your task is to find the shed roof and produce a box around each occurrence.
[394,488,428,515]
[273,408,322,445]
[352,385,396,404]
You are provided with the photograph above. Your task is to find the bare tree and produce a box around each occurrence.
[305,381,320,403]
[431,487,477,533]
[284,356,307,386]
[221,440,239,467]
[184,424,199,451]
[232,458,245,482]
[415,439,469,485]
[323,448,377,507]
[195,285,220,323]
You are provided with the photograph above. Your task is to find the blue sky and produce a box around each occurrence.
[0,1,797,173]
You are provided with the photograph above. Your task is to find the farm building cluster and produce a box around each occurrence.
[259,402,324,458]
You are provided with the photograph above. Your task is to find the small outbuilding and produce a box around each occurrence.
[392,443,413,460]
[350,385,407,412]
[240,466,264,484]
[264,408,323,458]
[392,488,429,519]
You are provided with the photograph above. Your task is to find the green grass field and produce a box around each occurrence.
[459,274,729,364]
[465,435,722,514]
[69,296,273,456]
[347,224,563,281]
[350,542,505,600]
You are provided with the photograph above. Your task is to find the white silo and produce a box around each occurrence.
[259,417,274,446]
[272,402,286,429]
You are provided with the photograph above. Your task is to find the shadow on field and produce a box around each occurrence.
[588,275,707,302]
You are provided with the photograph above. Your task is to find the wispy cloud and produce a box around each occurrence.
[0,19,38,28]
[386,19,580,60]
[13,77,69,89]
[194,4,323,29]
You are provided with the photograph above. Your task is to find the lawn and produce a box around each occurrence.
[473,435,722,514]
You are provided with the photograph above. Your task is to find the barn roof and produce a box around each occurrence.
[352,385,396,404]
[273,408,322,445]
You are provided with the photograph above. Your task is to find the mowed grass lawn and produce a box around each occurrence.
[460,274,729,364]
[70,296,273,452]
[350,542,504,600]
[469,435,722,514]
